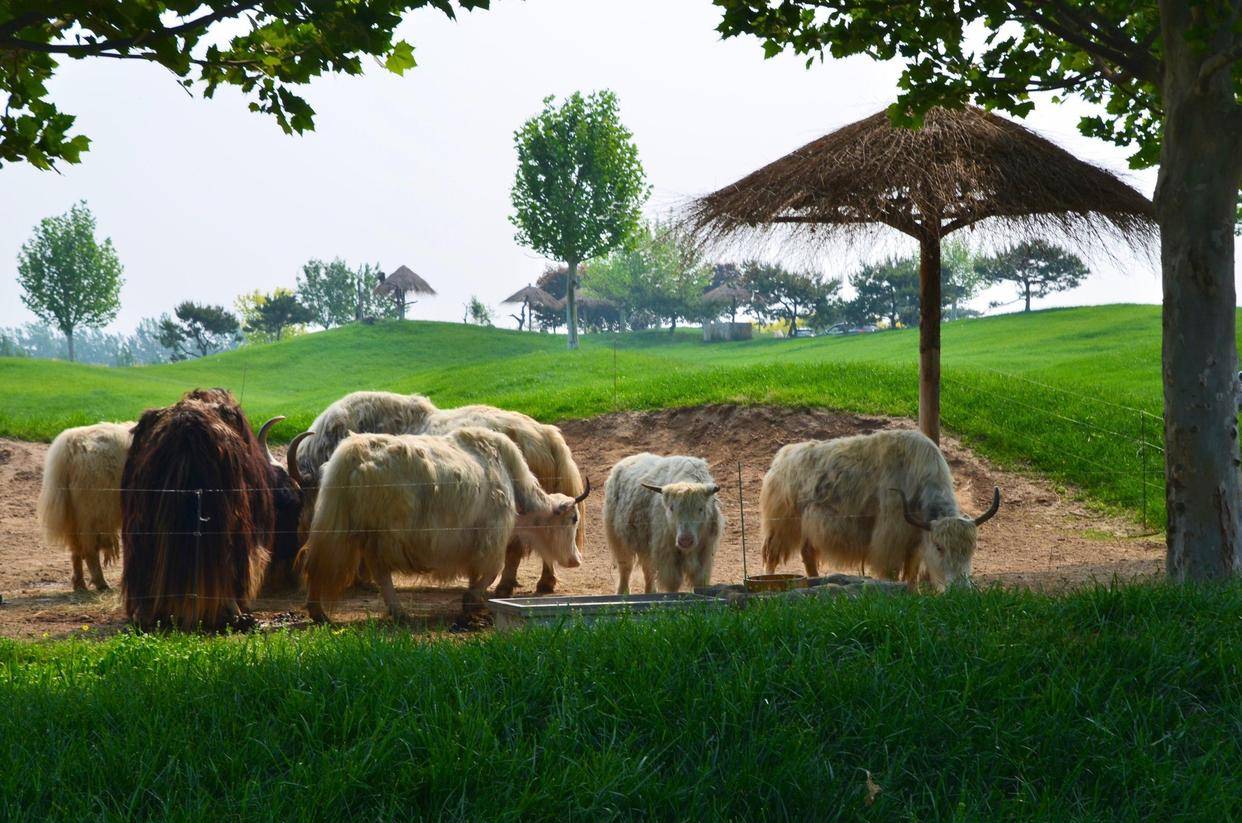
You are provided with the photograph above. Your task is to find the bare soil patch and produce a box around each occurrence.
[0,404,1162,640]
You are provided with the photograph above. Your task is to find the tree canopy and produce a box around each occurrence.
[976,240,1090,312]
[157,302,239,360]
[0,1,490,169]
[510,90,649,348]
[16,200,123,361]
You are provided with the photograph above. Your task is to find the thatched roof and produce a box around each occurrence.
[502,284,560,309]
[375,265,436,297]
[685,106,1155,247]
[702,283,752,303]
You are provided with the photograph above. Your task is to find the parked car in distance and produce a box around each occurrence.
[790,327,816,339]
[852,324,879,334]
[825,323,851,336]
[825,323,879,336]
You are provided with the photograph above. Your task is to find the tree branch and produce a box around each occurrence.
[1198,42,1242,88]
[0,2,259,56]
[1012,0,1159,86]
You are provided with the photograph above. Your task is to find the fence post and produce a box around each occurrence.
[194,488,203,623]
[737,461,747,582]
[1139,412,1148,531]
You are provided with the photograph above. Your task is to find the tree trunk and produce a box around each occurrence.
[564,260,580,350]
[1156,0,1242,581]
[1024,282,1032,313]
[65,328,75,362]
[918,231,942,444]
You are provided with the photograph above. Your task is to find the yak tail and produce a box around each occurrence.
[38,434,76,552]
[545,425,586,550]
[296,467,362,612]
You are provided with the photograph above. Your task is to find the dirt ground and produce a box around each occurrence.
[0,404,1163,640]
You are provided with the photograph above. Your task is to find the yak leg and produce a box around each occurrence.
[70,553,87,592]
[534,560,557,595]
[492,538,524,598]
[615,552,635,595]
[800,541,820,578]
[901,553,923,592]
[376,566,410,624]
[85,550,109,591]
[640,556,657,594]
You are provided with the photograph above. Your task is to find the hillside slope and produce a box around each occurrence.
[0,304,1171,522]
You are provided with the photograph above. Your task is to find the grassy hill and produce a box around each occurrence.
[0,304,1167,522]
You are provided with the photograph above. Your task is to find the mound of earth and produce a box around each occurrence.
[0,404,1162,640]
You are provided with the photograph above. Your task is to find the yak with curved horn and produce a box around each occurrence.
[759,428,1001,589]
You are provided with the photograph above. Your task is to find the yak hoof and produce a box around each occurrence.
[492,581,517,599]
[93,581,110,592]
[534,579,557,595]
[306,604,331,624]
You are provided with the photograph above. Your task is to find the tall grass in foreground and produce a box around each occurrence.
[2,584,1239,819]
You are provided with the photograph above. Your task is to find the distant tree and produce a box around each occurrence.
[975,240,1090,313]
[128,317,173,364]
[744,262,837,334]
[16,201,123,361]
[584,222,711,332]
[847,258,920,327]
[243,291,315,342]
[0,330,24,358]
[297,259,358,329]
[354,263,400,321]
[941,239,983,321]
[466,296,494,326]
[157,302,240,360]
[0,2,491,171]
[510,90,650,349]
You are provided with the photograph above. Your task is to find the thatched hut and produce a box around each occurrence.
[375,265,436,320]
[502,284,559,331]
[686,105,1154,442]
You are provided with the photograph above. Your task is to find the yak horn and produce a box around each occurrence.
[705,484,720,495]
[573,477,592,504]
[256,416,285,460]
[973,487,1001,526]
[641,482,663,495]
[894,488,931,531]
[287,431,314,487]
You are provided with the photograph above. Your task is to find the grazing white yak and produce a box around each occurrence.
[603,453,724,594]
[760,429,1000,589]
[38,422,134,591]
[297,427,590,622]
[293,391,586,596]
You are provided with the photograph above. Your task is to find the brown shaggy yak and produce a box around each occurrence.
[121,389,280,630]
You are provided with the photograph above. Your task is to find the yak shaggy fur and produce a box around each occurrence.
[297,391,586,595]
[121,389,275,631]
[603,454,723,594]
[298,427,581,622]
[38,421,134,591]
[760,429,975,587]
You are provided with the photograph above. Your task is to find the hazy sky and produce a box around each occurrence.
[0,0,1227,333]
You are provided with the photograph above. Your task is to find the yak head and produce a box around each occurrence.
[897,487,1001,590]
[256,418,314,571]
[515,479,592,569]
[641,480,721,551]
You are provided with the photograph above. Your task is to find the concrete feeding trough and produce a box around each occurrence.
[488,593,724,630]
[744,573,808,593]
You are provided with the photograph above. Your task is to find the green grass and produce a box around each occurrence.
[0,304,1174,524]
[2,584,1239,819]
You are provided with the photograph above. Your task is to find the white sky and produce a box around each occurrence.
[0,0,1232,332]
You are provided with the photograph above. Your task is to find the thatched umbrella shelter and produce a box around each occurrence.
[686,106,1154,442]
[375,264,436,320]
[502,284,559,331]
[703,283,752,324]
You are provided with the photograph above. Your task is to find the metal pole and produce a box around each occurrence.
[613,340,618,409]
[737,461,748,582]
